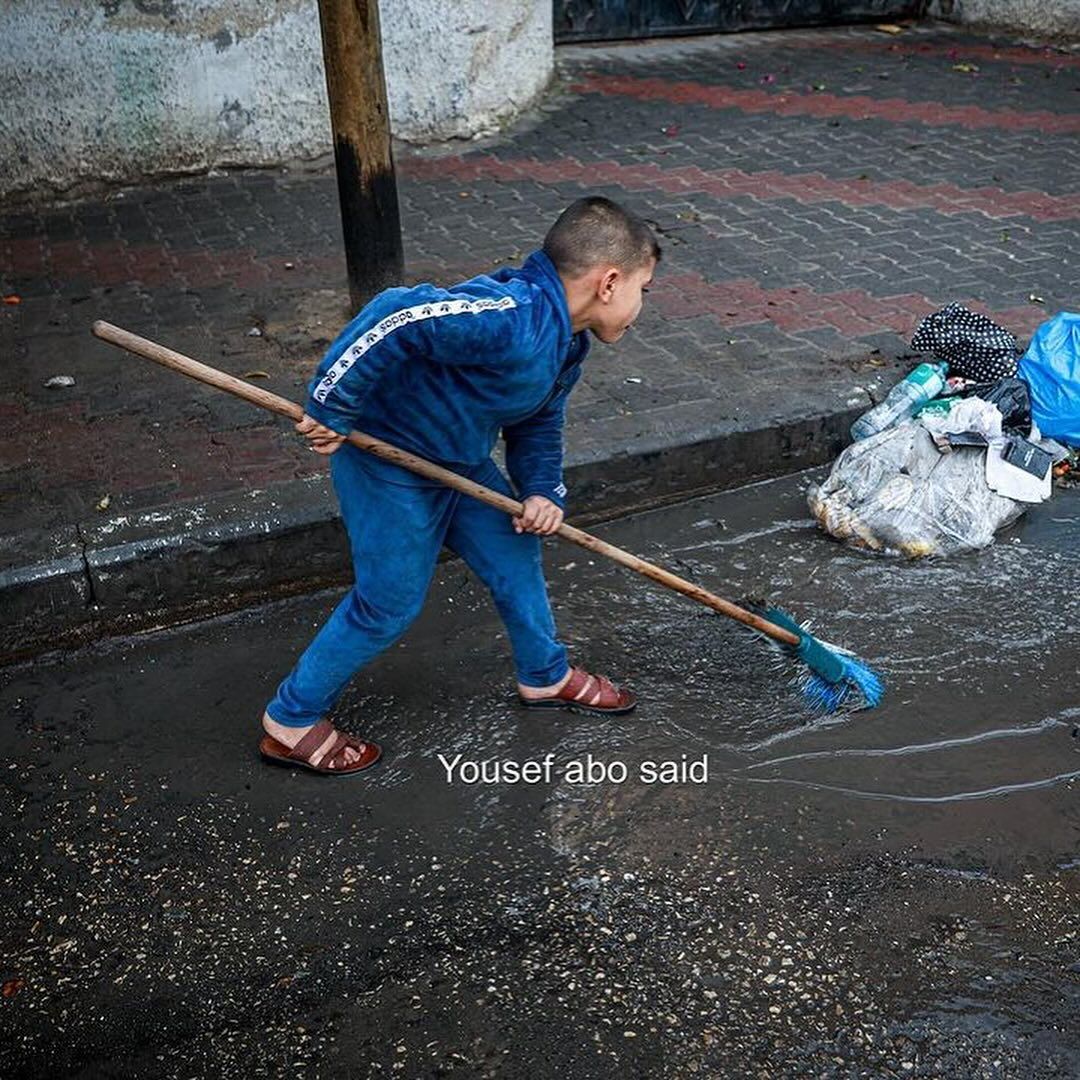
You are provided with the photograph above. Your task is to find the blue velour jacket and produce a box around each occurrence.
[304,250,589,509]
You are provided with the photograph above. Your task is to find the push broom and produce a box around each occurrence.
[91,321,884,714]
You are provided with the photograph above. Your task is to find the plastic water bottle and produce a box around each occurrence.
[850,362,949,442]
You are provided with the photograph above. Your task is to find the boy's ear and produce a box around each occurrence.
[598,266,620,302]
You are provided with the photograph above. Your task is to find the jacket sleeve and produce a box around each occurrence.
[503,384,573,511]
[304,289,523,435]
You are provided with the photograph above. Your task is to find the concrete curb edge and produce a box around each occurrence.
[0,407,859,662]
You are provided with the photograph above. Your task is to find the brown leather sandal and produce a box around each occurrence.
[259,718,382,776]
[519,667,637,716]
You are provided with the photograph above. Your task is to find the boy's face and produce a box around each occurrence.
[589,259,656,344]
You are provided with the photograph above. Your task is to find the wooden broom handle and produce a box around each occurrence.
[91,320,799,647]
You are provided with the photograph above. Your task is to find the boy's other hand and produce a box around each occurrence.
[514,495,564,536]
[296,413,346,455]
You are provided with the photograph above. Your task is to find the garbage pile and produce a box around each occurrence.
[809,307,1080,558]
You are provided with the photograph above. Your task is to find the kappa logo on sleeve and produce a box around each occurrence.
[313,296,517,404]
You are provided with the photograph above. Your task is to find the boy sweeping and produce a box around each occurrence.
[258,197,660,774]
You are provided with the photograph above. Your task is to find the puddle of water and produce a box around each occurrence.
[535,475,1080,875]
[5,473,1076,874]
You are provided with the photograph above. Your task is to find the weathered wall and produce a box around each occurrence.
[930,0,1080,38]
[2,1,327,199]
[0,1,553,200]
[381,2,552,142]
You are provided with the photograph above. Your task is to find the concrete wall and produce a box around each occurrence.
[0,1,553,201]
[930,0,1080,38]
[381,1,552,142]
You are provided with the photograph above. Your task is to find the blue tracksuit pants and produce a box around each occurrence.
[266,445,570,727]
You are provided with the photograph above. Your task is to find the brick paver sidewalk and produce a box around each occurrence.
[3,22,1078,545]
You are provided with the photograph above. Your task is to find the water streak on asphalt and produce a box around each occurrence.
[740,767,1080,804]
[743,713,1073,771]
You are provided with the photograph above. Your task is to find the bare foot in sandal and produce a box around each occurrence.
[517,669,573,700]
[518,667,636,715]
[260,712,381,774]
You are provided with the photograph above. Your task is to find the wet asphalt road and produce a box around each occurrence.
[2,472,1079,1079]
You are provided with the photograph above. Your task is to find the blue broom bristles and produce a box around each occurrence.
[795,650,884,714]
[752,605,885,715]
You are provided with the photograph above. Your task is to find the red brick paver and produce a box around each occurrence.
[576,74,1080,135]
[650,273,1048,339]
[404,156,1080,223]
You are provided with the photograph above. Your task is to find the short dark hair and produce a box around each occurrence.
[543,196,661,277]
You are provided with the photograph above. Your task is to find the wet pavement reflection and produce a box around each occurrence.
[2,473,1078,1077]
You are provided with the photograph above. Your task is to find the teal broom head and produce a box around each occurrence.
[759,606,884,714]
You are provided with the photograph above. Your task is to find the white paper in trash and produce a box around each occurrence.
[985,437,1052,503]
[919,396,1003,441]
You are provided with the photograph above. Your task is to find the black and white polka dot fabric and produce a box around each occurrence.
[910,303,1020,381]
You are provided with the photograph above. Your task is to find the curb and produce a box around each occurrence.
[0,406,861,662]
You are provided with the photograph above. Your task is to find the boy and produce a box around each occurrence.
[258,197,660,775]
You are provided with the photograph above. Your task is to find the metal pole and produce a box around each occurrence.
[315,0,404,310]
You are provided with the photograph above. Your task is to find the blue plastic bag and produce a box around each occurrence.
[1019,312,1080,447]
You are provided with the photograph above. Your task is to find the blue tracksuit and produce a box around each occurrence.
[267,250,587,727]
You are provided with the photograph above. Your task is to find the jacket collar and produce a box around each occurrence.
[522,249,574,355]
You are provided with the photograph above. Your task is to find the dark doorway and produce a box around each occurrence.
[554,1,923,43]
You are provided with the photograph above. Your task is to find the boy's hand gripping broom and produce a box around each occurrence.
[92,321,883,714]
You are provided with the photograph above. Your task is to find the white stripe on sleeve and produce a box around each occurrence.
[312,295,517,404]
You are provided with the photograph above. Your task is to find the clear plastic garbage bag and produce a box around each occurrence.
[807,420,1024,557]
